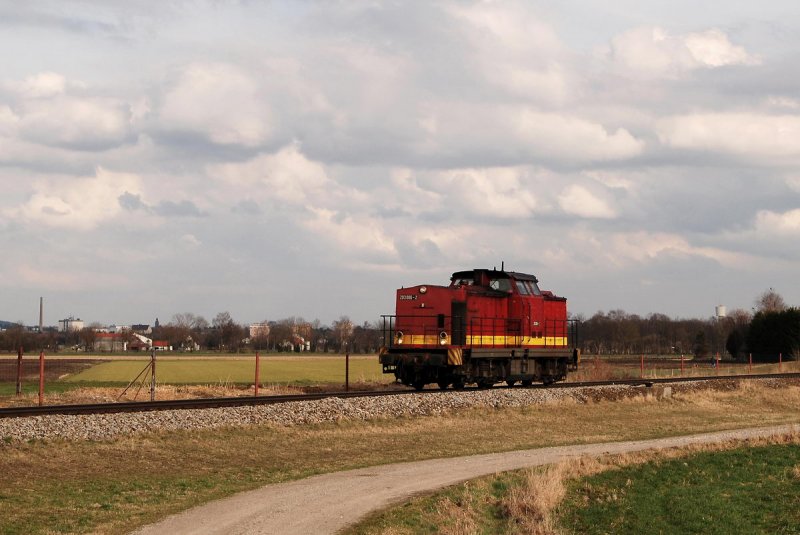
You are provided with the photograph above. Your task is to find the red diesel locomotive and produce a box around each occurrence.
[379,267,579,389]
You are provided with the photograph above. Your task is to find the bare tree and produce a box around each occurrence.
[332,316,354,353]
[756,288,786,313]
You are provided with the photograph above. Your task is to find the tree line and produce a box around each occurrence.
[1,289,797,359]
[576,289,798,361]
[0,312,384,355]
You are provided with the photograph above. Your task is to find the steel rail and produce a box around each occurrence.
[1,372,798,419]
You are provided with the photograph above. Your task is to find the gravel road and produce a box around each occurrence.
[131,424,798,535]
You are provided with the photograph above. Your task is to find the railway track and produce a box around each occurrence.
[1,372,798,419]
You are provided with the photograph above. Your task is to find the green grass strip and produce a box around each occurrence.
[64,357,384,384]
[560,444,800,534]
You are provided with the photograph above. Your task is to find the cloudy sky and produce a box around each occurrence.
[2,0,800,327]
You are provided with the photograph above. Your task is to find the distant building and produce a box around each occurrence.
[131,324,152,335]
[249,322,271,338]
[58,317,84,332]
[93,333,128,352]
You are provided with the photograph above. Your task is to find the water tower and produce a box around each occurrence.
[715,305,727,319]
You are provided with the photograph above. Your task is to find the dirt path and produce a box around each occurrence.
[131,424,798,535]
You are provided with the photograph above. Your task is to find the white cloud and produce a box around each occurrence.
[209,144,331,205]
[181,234,202,248]
[605,26,758,79]
[6,167,143,230]
[17,72,67,98]
[684,29,757,68]
[755,209,800,234]
[573,230,753,270]
[439,167,539,218]
[159,63,270,147]
[765,96,800,110]
[657,113,800,160]
[449,2,571,103]
[515,109,644,162]
[303,207,397,264]
[558,185,616,219]
[0,105,18,136]
[17,96,132,150]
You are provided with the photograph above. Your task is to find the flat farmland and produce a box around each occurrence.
[63,355,386,385]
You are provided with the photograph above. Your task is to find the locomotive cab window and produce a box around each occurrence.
[489,278,511,292]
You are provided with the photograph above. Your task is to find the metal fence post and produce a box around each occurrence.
[150,349,156,401]
[346,351,350,392]
[254,351,260,397]
[640,354,644,379]
[16,346,23,396]
[680,354,684,376]
[38,351,45,406]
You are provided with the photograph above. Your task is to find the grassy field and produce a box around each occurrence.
[62,356,385,385]
[561,442,800,534]
[1,381,799,534]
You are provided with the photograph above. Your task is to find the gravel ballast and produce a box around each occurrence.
[0,379,777,444]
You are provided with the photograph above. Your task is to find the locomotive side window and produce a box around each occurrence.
[526,281,542,295]
[515,280,530,295]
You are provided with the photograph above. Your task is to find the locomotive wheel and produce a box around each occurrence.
[521,379,533,387]
[413,380,425,391]
[506,379,516,387]
[477,379,493,389]
[452,379,465,390]
[437,380,450,390]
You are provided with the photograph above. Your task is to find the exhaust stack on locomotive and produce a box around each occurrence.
[379,268,579,390]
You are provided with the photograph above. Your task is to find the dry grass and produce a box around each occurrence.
[1,381,391,407]
[502,457,606,534]
[568,357,625,382]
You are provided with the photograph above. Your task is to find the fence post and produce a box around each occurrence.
[345,351,350,392]
[254,351,260,397]
[38,351,45,406]
[15,346,23,396]
[150,349,156,402]
[716,352,720,376]
[680,354,684,376]
[640,354,644,379]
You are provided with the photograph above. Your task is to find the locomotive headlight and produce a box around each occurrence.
[419,286,427,294]
[439,331,448,345]
[395,331,404,344]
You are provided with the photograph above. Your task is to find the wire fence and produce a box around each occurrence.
[569,353,800,382]
[0,351,385,407]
